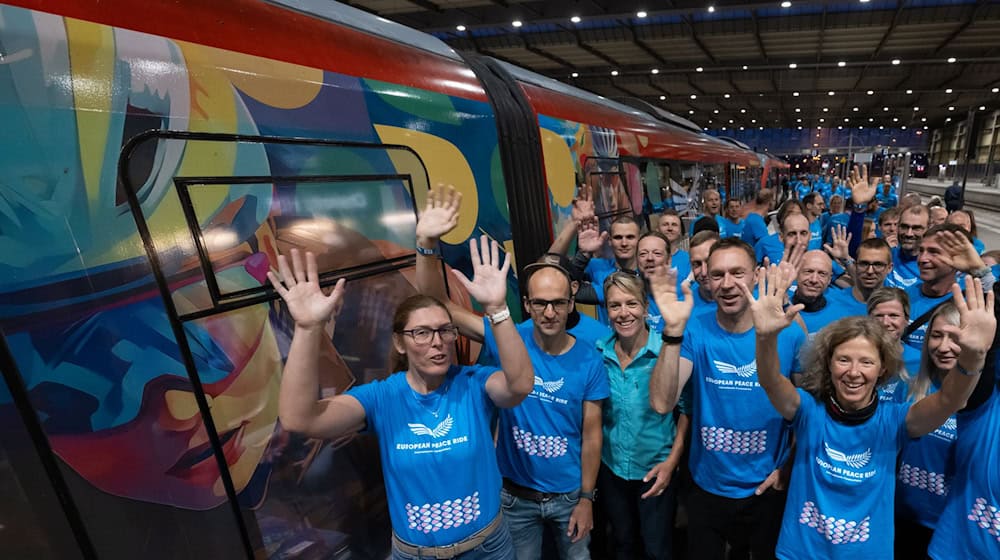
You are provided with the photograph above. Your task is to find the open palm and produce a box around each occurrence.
[416,185,462,241]
[948,277,997,369]
[741,265,802,337]
[267,249,346,329]
[648,265,693,335]
[451,236,510,309]
[847,164,878,206]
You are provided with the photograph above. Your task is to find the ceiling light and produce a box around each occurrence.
[570,16,581,23]
[837,61,846,67]
[740,108,747,113]
[740,126,745,130]
[946,88,953,94]
[722,126,727,130]
[696,67,704,72]
[714,109,720,113]
[689,110,695,114]
[798,126,803,130]
[844,118,850,122]
[729,119,734,123]
[742,65,749,70]
[637,10,648,18]
[921,117,927,122]
[867,90,874,95]
[611,70,619,76]
[781,1,792,7]
[797,118,802,122]
[789,63,798,69]
[993,87,1000,93]
[651,68,659,74]
[893,117,899,122]
[981,105,988,111]
[659,95,666,100]
[946,117,952,122]
[947,57,957,63]
[891,59,901,65]
[793,91,800,96]
[883,107,889,111]
[923,125,928,130]
[795,108,801,112]
[859,126,864,129]
[838,126,843,130]
[819,118,825,122]
[512,20,523,27]
[823,107,829,112]
[913,106,920,111]
[724,93,731,98]
[879,126,884,130]
[828,91,835,96]
[456,25,467,31]
[906,89,913,94]
[901,126,907,130]
[708,6,716,13]
[691,94,697,99]
[759,126,764,130]
[948,106,955,111]
[571,72,579,78]
[853,107,859,112]
[752,119,757,123]
[860,0,871,3]
[869,118,874,122]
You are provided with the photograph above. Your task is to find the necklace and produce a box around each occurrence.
[409,374,451,418]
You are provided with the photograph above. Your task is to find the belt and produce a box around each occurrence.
[391,511,503,559]
[502,478,561,502]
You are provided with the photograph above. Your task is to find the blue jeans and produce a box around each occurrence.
[391,518,516,559]
[501,488,590,560]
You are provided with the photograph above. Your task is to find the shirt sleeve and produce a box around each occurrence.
[583,356,611,401]
[790,387,816,433]
[346,378,384,432]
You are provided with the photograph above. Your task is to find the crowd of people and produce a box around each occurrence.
[269,165,1000,560]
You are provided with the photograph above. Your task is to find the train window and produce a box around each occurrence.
[582,156,633,227]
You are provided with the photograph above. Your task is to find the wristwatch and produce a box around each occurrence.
[487,307,511,325]
[578,489,597,502]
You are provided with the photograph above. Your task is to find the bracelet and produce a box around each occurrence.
[970,267,991,279]
[661,333,683,345]
[487,307,511,325]
[415,243,439,257]
[957,364,982,377]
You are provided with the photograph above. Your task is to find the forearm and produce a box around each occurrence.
[492,315,534,399]
[756,333,799,419]
[278,325,327,432]
[649,344,682,414]
[415,235,448,301]
[580,422,602,493]
[569,250,592,282]
[548,218,578,255]
[847,209,865,257]
[664,413,689,469]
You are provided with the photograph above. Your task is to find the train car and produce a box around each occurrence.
[0,1,767,558]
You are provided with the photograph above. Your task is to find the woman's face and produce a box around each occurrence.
[394,306,455,377]
[870,300,907,340]
[830,336,883,411]
[926,315,960,372]
[606,285,646,340]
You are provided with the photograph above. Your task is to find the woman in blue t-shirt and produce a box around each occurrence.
[744,265,995,560]
[268,224,535,557]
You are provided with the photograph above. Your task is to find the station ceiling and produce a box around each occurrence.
[348,0,1000,138]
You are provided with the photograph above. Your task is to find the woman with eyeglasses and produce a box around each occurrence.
[747,265,993,559]
[269,239,534,560]
[596,271,688,559]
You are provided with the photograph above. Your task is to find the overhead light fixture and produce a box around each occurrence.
[913,106,920,111]
[860,0,871,3]
[837,61,846,67]
[993,87,999,93]
[844,118,850,122]
[946,117,951,122]
[781,1,792,7]
[512,20,523,27]
[901,125,907,130]
[879,126,884,130]
[689,110,695,114]
[793,91,800,96]
[869,118,874,122]
[921,117,927,122]
[456,25,467,31]
[637,10,648,18]
[859,126,864,129]
[947,57,957,63]
[867,90,874,95]
[740,108,747,113]
[722,126,727,130]
[853,107,859,112]
[819,118,825,122]
[611,70,619,76]
[891,59,901,65]
[981,105,988,111]
[759,126,764,130]
[795,108,801,112]
[696,67,704,72]
[729,119,734,123]
[570,16,581,23]
[948,106,955,111]
[724,93,731,98]
[714,109,720,113]
[651,68,659,74]
[659,95,666,100]
[883,107,889,111]
[906,89,913,94]
[828,91,836,96]
[823,107,829,112]
[797,118,802,122]
[571,72,580,78]
[946,88,953,94]
[798,126,803,130]
[789,63,798,69]
[893,117,899,122]
[838,126,843,130]
[923,125,928,129]
[708,5,716,12]
[691,94,697,99]
[742,65,749,70]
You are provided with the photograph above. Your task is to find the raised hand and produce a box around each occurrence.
[647,265,694,336]
[935,230,987,273]
[946,276,996,372]
[571,183,597,227]
[450,236,511,312]
[847,164,878,206]
[577,219,608,254]
[268,249,346,330]
[779,240,806,274]
[884,232,898,248]
[823,224,852,263]
[416,185,462,244]
[740,264,803,337]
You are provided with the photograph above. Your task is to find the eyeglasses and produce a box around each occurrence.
[856,261,889,272]
[526,298,572,313]
[399,326,459,345]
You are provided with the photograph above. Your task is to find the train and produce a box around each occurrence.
[0,1,787,558]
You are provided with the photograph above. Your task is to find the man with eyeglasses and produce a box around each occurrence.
[415,188,609,560]
[886,205,930,288]
[838,238,895,314]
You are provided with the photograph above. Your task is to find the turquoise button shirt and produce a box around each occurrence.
[597,330,679,480]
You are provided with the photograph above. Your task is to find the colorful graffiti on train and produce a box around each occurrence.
[0,6,507,557]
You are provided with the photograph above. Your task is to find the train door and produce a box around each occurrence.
[118,132,436,559]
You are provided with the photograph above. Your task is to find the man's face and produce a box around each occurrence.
[703,190,721,214]
[610,222,640,262]
[917,235,957,284]
[637,236,670,278]
[898,210,928,253]
[855,247,892,291]
[830,197,844,214]
[525,269,573,338]
[929,206,948,227]
[946,211,972,234]
[657,215,682,243]
[781,214,811,251]
[690,240,715,287]
[708,247,755,317]
[806,197,825,218]
[796,252,832,300]
[725,199,742,220]
[879,217,898,239]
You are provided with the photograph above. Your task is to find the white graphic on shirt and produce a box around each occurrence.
[898,463,949,496]
[942,417,958,431]
[929,417,958,443]
[967,497,1000,543]
[533,376,565,393]
[799,501,871,544]
[512,426,569,458]
[700,426,767,454]
[878,381,899,402]
[408,415,454,438]
[405,492,481,534]
[824,443,873,469]
[713,359,757,378]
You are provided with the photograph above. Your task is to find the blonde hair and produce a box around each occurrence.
[603,272,648,308]
[799,316,902,402]
[907,302,960,403]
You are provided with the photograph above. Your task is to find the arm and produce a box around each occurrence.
[646,266,696,413]
[269,250,366,438]
[567,400,602,543]
[741,263,805,421]
[641,412,690,499]
[549,183,601,256]
[846,164,878,258]
[906,278,996,437]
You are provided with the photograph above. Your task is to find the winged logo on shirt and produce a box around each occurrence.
[534,376,565,393]
[942,417,957,431]
[824,442,872,469]
[713,359,758,378]
[408,414,454,438]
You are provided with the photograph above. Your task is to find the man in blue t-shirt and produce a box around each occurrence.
[757,211,810,266]
[562,216,641,325]
[887,205,929,288]
[649,238,806,559]
[791,251,861,337]
[839,238,894,313]
[802,192,825,251]
[719,198,745,239]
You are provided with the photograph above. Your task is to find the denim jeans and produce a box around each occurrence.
[390,518,516,559]
[501,488,590,560]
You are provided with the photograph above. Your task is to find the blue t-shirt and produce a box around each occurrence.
[798,289,862,338]
[797,182,814,200]
[823,213,850,245]
[928,386,1000,560]
[689,282,717,312]
[896,382,957,529]
[681,310,805,498]
[777,390,911,560]
[477,316,609,368]
[672,250,692,293]
[347,365,501,546]
[827,287,867,318]
[973,237,986,255]
[903,284,953,351]
[483,322,609,493]
[808,218,824,251]
[719,217,745,239]
[755,232,785,265]
[741,212,769,248]
[887,247,920,288]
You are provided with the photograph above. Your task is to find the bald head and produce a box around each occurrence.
[797,250,833,300]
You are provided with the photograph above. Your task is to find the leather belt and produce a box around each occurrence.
[502,478,560,502]
[391,511,503,559]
